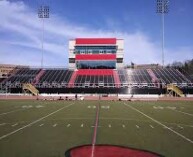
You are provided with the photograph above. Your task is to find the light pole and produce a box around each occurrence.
[156,0,169,67]
[38,5,49,68]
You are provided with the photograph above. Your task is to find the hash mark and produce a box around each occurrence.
[136,125,139,129]
[12,123,18,127]
[53,123,57,127]
[150,125,154,128]
[178,125,183,129]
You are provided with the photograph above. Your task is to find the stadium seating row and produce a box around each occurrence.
[0,67,193,89]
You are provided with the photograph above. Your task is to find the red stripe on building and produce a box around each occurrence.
[77,69,114,76]
[75,54,116,60]
[75,38,116,44]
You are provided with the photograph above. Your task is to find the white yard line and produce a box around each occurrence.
[173,110,193,117]
[124,103,193,144]
[0,103,74,141]
[0,109,24,116]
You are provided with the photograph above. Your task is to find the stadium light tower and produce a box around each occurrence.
[156,0,169,66]
[38,5,49,68]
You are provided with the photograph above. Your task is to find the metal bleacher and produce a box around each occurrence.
[74,69,115,88]
[0,67,192,94]
[38,69,73,88]
[152,68,192,87]
[118,69,155,88]
[2,68,40,88]
[117,68,193,89]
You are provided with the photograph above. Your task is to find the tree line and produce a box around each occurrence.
[167,59,193,77]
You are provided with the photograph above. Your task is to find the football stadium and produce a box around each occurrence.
[0,0,193,157]
[1,38,193,157]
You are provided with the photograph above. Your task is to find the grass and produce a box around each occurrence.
[0,100,193,157]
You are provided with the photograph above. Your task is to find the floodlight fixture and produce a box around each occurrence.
[38,6,50,68]
[156,0,169,66]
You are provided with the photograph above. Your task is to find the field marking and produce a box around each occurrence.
[11,123,18,127]
[124,103,193,144]
[136,125,139,129]
[150,125,154,129]
[178,125,183,129]
[91,103,100,157]
[39,124,44,127]
[51,117,193,128]
[0,109,24,116]
[173,110,193,117]
[0,103,74,141]
[87,106,96,109]
[91,125,101,128]
[100,117,193,128]
[101,106,110,109]
[53,123,57,127]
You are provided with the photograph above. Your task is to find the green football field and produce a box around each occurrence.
[0,100,193,157]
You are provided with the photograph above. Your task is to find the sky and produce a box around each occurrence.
[0,0,193,67]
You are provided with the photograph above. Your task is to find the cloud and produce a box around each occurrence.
[0,0,192,67]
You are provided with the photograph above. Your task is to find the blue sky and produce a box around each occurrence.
[0,0,193,67]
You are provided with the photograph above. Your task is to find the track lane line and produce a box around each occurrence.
[123,103,193,144]
[0,103,74,141]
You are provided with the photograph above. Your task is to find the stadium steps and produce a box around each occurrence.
[68,71,77,88]
[23,83,39,96]
[167,84,184,97]
[33,69,45,85]
[113,70,121,88]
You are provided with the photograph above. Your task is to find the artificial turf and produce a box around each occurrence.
[0,100,193,157]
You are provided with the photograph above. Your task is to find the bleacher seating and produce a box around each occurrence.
[38,69,73,87]
[73,69,115,88]
[2,68,40,87]
[152,68,191,85]
[0,67,192,94]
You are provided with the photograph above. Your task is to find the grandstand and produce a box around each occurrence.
[0,38,193,96]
